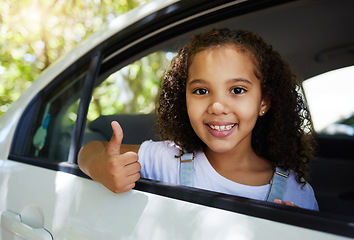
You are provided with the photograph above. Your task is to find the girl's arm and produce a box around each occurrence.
[78,121,141,193]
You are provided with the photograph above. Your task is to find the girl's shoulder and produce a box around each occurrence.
[138,140,182,183]
[138,140,184,167]
[283,171,319,210]
[139,140,181,155]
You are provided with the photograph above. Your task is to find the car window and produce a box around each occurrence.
[83,51,175,144]
[302,65,354,136]
[31,73,87,162]
[10,65,89,163]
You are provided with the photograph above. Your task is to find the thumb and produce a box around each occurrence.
[106,121,123,154]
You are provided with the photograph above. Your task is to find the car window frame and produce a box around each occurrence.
[8,52,101,174]
[67,53,102,164]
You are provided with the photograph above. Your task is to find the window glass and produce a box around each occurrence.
[83,51,175,144]
[30,71,87,162]
[302,65,354,135]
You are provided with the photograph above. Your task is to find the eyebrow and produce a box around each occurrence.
[188,79,207,86]
[228,78,253,85]
[188,78,253,86]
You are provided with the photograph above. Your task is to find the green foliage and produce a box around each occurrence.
[0,0,149,116]
[87,51,174,121]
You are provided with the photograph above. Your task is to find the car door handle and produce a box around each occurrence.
[1,210,53,240]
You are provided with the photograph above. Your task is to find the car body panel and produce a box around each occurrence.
[0,160,351,240]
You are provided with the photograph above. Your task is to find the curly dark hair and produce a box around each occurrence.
[157,29,315,184]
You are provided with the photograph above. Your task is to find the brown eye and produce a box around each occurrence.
[231,87,245,94]
[193,88,209,95]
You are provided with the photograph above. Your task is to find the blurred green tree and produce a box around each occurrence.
[0,0,149,116]
[87,51,174,122]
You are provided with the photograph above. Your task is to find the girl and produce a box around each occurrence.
[78,29,318,210]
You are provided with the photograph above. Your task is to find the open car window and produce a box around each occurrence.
[83,51,175,145]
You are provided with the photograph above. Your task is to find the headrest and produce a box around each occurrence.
[88,114,159,144]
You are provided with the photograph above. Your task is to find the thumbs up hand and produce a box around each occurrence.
[78,121,141,193]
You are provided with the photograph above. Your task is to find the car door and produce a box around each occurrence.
[1,0,354,239]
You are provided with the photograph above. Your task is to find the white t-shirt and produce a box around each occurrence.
[138,140,319,210]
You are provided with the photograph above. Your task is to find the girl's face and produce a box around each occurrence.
[186,45,269,155]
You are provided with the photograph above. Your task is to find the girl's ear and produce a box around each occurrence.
[259,98,271,116]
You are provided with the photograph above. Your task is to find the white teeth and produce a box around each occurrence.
[209,124,235,131]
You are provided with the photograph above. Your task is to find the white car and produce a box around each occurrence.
[1,0,354,239]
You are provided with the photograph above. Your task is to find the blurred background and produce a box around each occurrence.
[0,0,150,117]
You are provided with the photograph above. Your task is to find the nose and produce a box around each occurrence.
[207,101,229,115]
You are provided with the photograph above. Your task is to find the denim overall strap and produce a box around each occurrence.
[180,153,195,187]
[266,167,290,202]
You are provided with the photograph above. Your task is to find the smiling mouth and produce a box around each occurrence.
[208,124,236,131]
